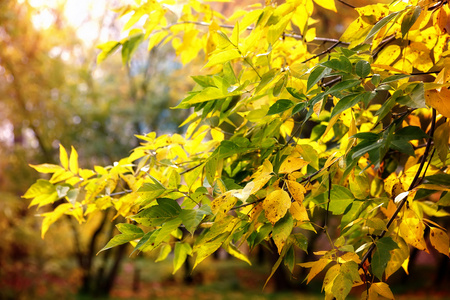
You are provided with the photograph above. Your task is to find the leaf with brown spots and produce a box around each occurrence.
[430,227,450,257]
[263,189,291,225]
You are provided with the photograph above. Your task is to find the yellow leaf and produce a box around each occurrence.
[313,0,337,13]
[430,227,450,257]
[250,160,273,194]
[41,203,72,238]
[374,45,402,66]
[211,127,224,141]
[305,27,316,42]
[399,210,427,251]
[370,282,394,299]
[279,156,309,174]
[263,189,291,225]
[338,252,361,264]
[211,190,238,221]
[59,144,69,170]
[29,164,64,174]
[286,180,306,203]
[425,88,450,118]
[290,201,309,222]
[69,146,79,175]
[299,258,332,284]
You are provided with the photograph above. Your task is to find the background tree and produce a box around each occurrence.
[0,0,191,297]
[24,0,450,299]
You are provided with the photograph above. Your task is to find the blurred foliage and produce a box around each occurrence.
[0,0,192,298]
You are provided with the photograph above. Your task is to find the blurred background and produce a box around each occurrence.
[0,0,448,299]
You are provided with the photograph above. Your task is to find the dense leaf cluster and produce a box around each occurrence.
[25,0,450,299]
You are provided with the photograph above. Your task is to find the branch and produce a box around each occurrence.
[302,41,342,63]
[358,108,437,270]
[337,0,356,9]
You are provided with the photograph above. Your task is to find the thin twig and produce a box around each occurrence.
[302,41,342,64]
[337,0,356,9]
[358,109,437,270]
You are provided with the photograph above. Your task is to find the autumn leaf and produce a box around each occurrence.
[263,189,291,225]
[430,227,450,257]
[425,88,450,118]
[279,156,309,174]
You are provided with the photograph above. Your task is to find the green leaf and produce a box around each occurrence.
[173,242,192,274]
[179,209,205,235]
[312,185,355,215]
[355,60,371,78]
[267,99,294,115]
[351,132,379,140]
[154,218,183,246]
[401,6,421,38]
[284,245,295,273]
[326,79,360,96]
[99,230,145,254]
[364,11,402,42]
[330,93,359,118]
[425,174,450,186]
[131,198,181,226]
[121,33,144,64]
[390,139,415,156]
[381,74,411,84]
[287,87,307,100]
[307,66,331,92]
[137,181,166,205]
[394,126,429,140]
[290,232,308,253]
[116,223,144,235]
[322,57,352,73]
[273,74,287,97]
[351,139,384,160]
[372,237,399,280]
[397,83,426,108]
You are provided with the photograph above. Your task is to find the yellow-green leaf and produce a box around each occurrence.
[272,214,293,254]
[204,49,241,68]
[211,191,238,221]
